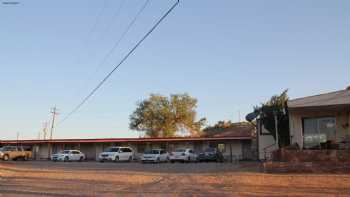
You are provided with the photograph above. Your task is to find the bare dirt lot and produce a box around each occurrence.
[1,161,350,197]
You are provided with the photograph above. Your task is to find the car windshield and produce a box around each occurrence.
[144,150,160,154]
[2,147,15,151]
[174,149,186,152]
[105,147,119,152]
[205,148,216,152]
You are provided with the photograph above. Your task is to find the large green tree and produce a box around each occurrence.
[254,89,290,147]
[129,93,206,137]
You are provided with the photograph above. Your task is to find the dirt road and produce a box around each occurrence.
[1,161,350,197]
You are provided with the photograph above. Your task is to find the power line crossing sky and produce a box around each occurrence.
[1,0,350,139]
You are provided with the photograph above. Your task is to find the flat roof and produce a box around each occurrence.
[288,88,350,109]
[0,136,251,145]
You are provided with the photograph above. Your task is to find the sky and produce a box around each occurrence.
[1,0,350,140]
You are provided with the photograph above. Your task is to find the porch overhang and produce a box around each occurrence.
[0,136,252,146]
[288,88,350,113]
[288,104,350,113]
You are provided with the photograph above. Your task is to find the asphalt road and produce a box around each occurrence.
[1,161,350,197]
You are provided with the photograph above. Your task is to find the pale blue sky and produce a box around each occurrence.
[1,0,350,140]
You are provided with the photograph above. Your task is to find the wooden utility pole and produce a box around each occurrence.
[42,121,48,140]
[49,107,59,140]
[48,106,59,159]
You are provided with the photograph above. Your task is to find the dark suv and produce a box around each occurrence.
[197,147,224,162]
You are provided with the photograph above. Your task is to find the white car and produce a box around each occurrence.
[169,148,197,163]
[51,150,85,162]
[141,149,169,163]
[98,147,133,162]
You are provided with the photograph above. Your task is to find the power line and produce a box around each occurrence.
[94,0,150,72]
[99,0,127,41]
[72,0,127,98]
[77,0,150,96]
[85,0,109,43]
[74,0,108,60]
[59,0,180,125]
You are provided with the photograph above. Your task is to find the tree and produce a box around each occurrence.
[129,93,206,137]
[254,89,290,147]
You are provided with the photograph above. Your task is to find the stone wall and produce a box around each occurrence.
[264,161,350,173]
[272,149,350,162]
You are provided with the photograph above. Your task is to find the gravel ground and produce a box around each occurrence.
[1,161,350,197]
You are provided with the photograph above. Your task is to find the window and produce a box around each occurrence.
[303,117,336,149]
[122,148,132,152]
[3,146,16,151]
[72,151,80,154]
[218,144,225,153]
[174,149,186,152]
[105,147,119,152]
[137,144,146,153]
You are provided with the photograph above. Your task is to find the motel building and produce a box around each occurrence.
[0,131,254,161]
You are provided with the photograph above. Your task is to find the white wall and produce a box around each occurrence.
[222,141,242,159]
[38,144,49,159]
[257,120,276,160]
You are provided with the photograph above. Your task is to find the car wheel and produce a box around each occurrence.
[79,156,84,162]
[166,157,170,162]
[170,160,175,163]
[187,156,191,162]
[64,156,69,162]
[3,155,9,161]
[114,156,119,162]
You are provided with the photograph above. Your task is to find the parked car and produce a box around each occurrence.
[197,147,224,162]
[98,147,133,162]
[141,149,169,163]
[169,148,197,163]
[51,150,85,162]
[0,146,32,161]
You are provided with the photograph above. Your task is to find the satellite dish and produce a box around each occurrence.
[245,111,259,122]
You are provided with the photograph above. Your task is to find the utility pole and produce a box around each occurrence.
[42,121,48,140]
[49,106,59,140]
[48,106,59,159]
